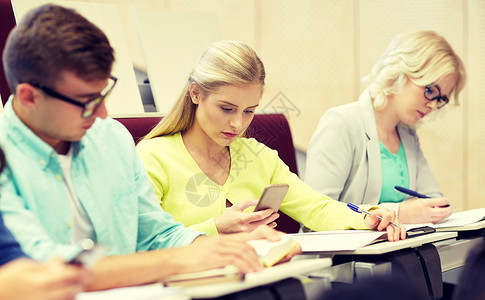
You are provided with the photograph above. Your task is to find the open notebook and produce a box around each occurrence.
[405,207,485,231]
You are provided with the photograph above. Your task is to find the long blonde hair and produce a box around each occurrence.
[362,30,466,110]
[142,40,265,140]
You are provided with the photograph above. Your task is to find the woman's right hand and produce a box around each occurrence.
[0,258,88,300]
[215,199,279,234]
[398,197,454,224]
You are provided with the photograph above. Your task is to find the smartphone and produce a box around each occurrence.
[254,184,289,212]
[67,238,106,267]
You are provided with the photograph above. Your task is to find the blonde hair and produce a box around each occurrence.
[143,40,265,140]
[362,30,466,110]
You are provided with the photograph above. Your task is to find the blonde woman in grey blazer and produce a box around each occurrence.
[305,31,466,224]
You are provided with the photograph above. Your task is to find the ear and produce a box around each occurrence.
[15,83,42,110]
[189,82,202,105]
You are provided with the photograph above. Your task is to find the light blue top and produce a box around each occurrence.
[379,142,409,203]
[0,99,202,261]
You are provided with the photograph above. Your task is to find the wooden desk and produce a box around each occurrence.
[300,232,457,256]
[436,219,485,232]
[183,258,331,299]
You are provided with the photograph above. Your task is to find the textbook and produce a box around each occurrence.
[162,235,300,286]
[185,258,332,298]
[162,265,244,287]
[290,227,435,253]
[248,235,300,267]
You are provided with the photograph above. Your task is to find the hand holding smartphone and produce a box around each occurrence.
[254,184,289,212]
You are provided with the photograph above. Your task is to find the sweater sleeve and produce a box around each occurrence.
[262,145,370,231]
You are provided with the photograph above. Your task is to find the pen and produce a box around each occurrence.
[394,186,430,199]
[347,203,401,227]
[394,186,450,208]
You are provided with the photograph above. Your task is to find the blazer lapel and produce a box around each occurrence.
[398,125,417,189]
[359,90,382,204]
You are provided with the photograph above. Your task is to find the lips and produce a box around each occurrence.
[417,111,426,118]
[222,132,238,138]
[83,123,94,130]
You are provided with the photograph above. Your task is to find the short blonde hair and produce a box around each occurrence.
[143,40,265,140]
[362,30,466,110]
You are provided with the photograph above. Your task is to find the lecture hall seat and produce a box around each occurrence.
[0,0,16,105]
[115,114,301,233]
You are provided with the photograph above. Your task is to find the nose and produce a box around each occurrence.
[94,102,108,119]
[426,99,438,111]
[229,113,243,130]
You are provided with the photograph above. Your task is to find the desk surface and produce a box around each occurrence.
[436,220,485,232]
[305,232,457,255]
[184,258,331,299]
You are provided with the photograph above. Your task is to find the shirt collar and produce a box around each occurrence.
[1,96,84,167]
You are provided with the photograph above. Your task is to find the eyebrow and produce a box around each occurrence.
[219,101,259,109]
[434,84,451,98]
[75,92,102,101]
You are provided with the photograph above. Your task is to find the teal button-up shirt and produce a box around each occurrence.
[0,99,201,261]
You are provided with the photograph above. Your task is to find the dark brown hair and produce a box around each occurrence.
[2,4,115,92]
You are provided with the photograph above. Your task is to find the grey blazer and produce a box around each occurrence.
[304,89,442,207]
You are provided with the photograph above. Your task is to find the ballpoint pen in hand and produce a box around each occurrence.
[347,203,401,227]
[394,186,450,207]
[394,186,430,198]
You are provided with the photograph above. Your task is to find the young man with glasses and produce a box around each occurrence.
[0,4,289,291]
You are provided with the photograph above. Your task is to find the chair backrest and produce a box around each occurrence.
[115,113,300,233]
[0,0,16,105]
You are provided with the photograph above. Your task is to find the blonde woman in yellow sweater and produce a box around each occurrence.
[136,40,406,241]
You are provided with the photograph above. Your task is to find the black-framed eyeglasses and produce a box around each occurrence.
[28,75,118,118]
[424,84,449,109]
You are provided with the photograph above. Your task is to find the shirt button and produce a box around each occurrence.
[50,153,56,158]
[56,175,61,181]
[67,221,72,228]
[39,160,45,166]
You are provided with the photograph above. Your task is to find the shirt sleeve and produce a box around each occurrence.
[189,217,218,236]
[132,144,203,250]
[137,140,218,236]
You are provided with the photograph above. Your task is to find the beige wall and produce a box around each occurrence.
[45,0,483,211]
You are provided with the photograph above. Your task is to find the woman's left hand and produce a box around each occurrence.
[363,208,407,241]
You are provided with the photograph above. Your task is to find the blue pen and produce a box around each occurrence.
[394,186,450,208]
[347,203,401,227]
[394,186,430,199]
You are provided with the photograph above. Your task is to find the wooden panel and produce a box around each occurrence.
[11,0,144,115]
[164,0,257,47]
[466,0,485,210]
[133,7,221,113]
[260,0,355,151]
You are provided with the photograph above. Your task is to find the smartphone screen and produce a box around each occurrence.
[254,184,289,212]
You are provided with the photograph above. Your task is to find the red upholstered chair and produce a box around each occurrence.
[115,114,301,233]
[0,0,16,105]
